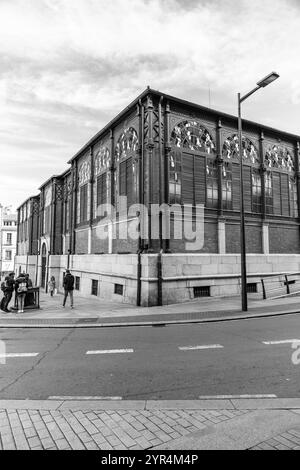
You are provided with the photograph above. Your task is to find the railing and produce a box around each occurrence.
[260,272,300,300]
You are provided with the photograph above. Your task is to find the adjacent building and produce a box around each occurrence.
[0,205,17,280]
[15,88,300,306]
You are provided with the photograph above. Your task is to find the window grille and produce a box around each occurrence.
[194,286,210,297]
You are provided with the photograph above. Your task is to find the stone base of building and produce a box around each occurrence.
[14,253,300,307]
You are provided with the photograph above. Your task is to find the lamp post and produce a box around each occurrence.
[238,72,279,311]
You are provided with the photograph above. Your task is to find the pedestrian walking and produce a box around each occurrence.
[48,276,56,297]
[1,272,15,313]
[15,273,28,314]
[62,270,74,308]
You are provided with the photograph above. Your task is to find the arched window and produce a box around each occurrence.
[77,158,91,224]
[264,144,294,172]
[222,135,260,213]
[115,127,138,211]
[264,144,296,217]
[171,120,215,154]
[115,127,138,162]
[222,135,259,165]
[94,146,110,175]
[94,145,110,220]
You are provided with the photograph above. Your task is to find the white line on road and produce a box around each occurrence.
[48,396,122,400]
[86,349,134,355]
[179,344,224,351]
[0,353,39,358]
[263,339,300,345]
[198,394,278,399]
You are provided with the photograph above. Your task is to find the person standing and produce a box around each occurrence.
[48,276,56,297]
[1,272,15,313]
[15,273,28,314]
[62,270,74,308]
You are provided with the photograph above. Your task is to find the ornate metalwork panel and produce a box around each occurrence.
[32,199,40,216]
[78,159,91,186]
[264,144,295,172]
[55,183,64,202]
[115,127,138,162]
[222,134,259,165]
[171,120,215,154]
[94,145,110,175]
[153,109,164,145]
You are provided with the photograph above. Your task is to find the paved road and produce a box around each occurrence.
[0,313,299,400]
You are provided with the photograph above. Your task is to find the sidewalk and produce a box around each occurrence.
[0,290,300,328]
[1,398,300,450]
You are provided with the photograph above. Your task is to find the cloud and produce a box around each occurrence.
[0,0,299,210]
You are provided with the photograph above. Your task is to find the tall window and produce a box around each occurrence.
[265,172,273,215]
[5,250,12,261]
[222,163,232,210]
[96,173,107,218]
[252,169,262,213]
[206,160,218,208]
[289,176,298,218]
[119,158,133,211]
[6,233,12,245]
[80,184,88,223]
[169,150,181,204]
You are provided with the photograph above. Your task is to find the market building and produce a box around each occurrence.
[15,88,300,306]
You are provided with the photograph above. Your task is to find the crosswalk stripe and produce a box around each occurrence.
[48,396,122,400]
[198,394,277,399]
[263,339,300,345]
[179,344,224,351]
[86,349,134,355]
[0,353,39,358]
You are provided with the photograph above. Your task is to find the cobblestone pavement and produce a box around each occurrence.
[249,410,300,450]
[249,427,300,450]
[0,408,250,450]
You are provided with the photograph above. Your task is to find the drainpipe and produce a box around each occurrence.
[136,99,145,306]
[158,95,164,251]
[45,250,50,293]
[157,96,164,306]
[157,249,163,306]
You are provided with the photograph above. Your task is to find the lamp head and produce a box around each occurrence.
[257,72,280,88]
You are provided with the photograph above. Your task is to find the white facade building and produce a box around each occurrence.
[0,205,17,280]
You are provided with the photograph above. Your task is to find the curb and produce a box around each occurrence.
[0,309,299,328]
[0,398,300,411]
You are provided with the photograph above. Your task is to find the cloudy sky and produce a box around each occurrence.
[1,0,300,211]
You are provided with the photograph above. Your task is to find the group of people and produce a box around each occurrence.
[0,272,32,314]
[0,269,75,314]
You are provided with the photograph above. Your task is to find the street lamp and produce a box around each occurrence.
[238,72,279,311]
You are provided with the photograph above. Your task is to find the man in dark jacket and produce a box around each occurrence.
[62,270,74,308]
[1,272,15,313]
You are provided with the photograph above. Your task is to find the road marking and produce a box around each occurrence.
[263,339,300,345]
[0,353,39,358]
[198,394,278,399]
[179,344,224,351]
[48,396,122,400]
[86,349,134,355]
